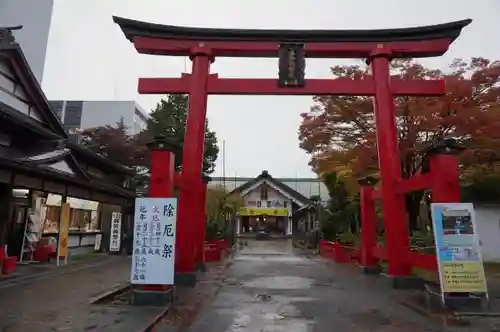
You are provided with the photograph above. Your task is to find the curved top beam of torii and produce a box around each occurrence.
[113,16,471,44]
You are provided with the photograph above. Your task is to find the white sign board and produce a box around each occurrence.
[94,234,102,251]
[430,202,488,300]
[130,197,177,285]
[109,212,122,252]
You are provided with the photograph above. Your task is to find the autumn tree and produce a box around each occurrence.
[146,95,219,175]
[79,118,149,168]
[299,58,500,232]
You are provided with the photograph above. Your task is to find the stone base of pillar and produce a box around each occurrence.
[196,263,207,273]
[131,287,174,306]
[175,272,197,287]
[385,274,424,290]
[360,265,382,275]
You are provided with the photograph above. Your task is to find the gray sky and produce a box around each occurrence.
[41,0,500,178]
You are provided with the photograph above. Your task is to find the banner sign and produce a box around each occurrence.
[109,212,122,252]
[431,202,488,295]
[57,202,70,266]
[130,197,177,285]
[239,207,289,216]
[94,233,102,251]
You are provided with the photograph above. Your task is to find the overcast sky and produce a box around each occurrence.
[41,0,500,178]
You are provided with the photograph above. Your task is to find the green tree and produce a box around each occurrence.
[205,185,243,239]
[320,172,360,241]
[147,95,219,174]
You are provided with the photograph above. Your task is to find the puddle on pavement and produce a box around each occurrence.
[243,276,314,290]
[235,255,306,263]
[225,296,316,332]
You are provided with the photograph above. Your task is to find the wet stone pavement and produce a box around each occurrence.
[187,239,497,332]
[0,255,165,332]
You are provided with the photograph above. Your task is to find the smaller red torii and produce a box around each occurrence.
[147,138,208,274]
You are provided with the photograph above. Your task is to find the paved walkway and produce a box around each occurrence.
[187,239,497,332]
[0,255,165,332]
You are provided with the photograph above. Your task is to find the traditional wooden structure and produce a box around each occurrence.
[114,16,471,285]
[0,27,136,255]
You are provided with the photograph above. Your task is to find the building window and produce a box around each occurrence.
[284,201,288,208]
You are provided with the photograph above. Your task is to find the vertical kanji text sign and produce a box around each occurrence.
[109,212,122,252]
[130,197,177,285]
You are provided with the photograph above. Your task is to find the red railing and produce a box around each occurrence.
[319,240,438,274]
[319,240,360,263]
[405,250,438,271]
[372,246,388,260]
[204,239,229,262]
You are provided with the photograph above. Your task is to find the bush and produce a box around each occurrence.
[206,222,222,240]
[336,232,359,245]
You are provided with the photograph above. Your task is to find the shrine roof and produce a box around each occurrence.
[113,16,471,44]
[67,142,136,176]
[0,27,68,138]
[231,170,310,206]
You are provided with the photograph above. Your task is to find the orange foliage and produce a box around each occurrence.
[299,58,500,180]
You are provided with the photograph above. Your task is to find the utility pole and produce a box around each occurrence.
[222,140,226,191]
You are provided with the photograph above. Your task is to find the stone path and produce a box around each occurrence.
[186,239,499,332]
[0,255,165,332]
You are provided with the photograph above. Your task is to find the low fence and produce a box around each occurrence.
[204,239,229,262]
[319,240,437,272]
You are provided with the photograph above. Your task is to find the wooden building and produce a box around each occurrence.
[0,27,136,258]
[229,171,310,237]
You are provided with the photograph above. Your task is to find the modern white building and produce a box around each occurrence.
[49,100,149,135]
[211,175,329,202]
[0,0,54,84]
[472,204,500,263]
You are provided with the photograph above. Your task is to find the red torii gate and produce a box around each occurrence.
[114,16,471,286]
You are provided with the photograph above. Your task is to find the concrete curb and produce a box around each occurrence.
[139,306,174,332]
[0,255,122,289]
[139,243,236,332]
[88,283,130,305]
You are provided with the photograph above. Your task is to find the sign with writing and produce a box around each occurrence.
[239,207,289,217]
[57,202,70,266]
[278,43,305,88]
[431,202,488,297]
[109,212,122,252]
[247,200,284,208]
[130,197,177,285]
[94,233,102,251]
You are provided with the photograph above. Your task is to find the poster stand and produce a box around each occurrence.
[430,202,489,312]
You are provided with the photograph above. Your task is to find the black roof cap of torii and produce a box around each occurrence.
[113,16,471,44]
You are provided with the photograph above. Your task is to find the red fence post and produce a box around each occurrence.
[369,47,412,280]
[147,137,175,198]
[360,186,380,273]
[140,137,175,292]
[429,146,461,203]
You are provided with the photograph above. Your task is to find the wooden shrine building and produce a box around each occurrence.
[0,27,136,257]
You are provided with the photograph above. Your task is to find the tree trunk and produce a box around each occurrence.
[405,191,424,234]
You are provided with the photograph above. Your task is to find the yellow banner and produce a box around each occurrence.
[441,261,487,293]
[58,203,71,259]
[239,207,289,216]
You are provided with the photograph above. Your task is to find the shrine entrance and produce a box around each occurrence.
[114,16,471,285]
